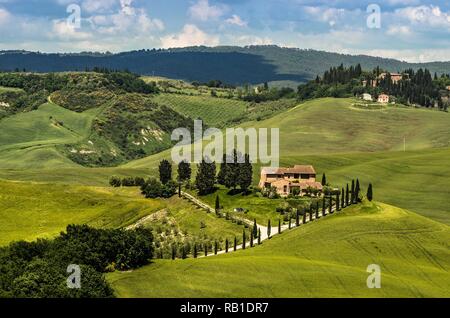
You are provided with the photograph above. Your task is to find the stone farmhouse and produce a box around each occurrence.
[259,165,323,196]
[378,94,389,104]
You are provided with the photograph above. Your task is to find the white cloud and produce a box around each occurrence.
[51,19,92,40]
[0,7,11,25]
[160,24,219,48]
[386,25,412,36]
[81,0,116,13]
[304,6,359,27]
[225,14,247,27]
[394,5,450,28]
[231,35,272,46]
[354,48,450,63]
[188,0,226,21]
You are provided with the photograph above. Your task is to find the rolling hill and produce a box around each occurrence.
[2,46,450,85]
[107,201,450,298]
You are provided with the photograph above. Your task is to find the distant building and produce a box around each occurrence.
[379,72,404,84]
[259,165,323,197]
[378,94,389,104]
[446,85,450,91]
[362,93,372,101]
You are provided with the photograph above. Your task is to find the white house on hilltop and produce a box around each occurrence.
[362,93,372,101]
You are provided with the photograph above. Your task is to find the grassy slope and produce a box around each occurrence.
[0,180,165,246]
[1,98,449,224]
[0,102,95,169]
[108,201,450,298]
[0,180,247,246]
[240,98,450,155]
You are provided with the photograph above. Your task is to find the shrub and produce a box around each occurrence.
[109,176,121,187]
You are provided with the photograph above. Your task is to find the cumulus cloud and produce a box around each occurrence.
[394,5,450,28]
[160,24,219,48]
[225,14,247,27]
[51,19,92,40]
[188,0,226,21]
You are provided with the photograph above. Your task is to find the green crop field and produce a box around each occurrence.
[108,201,450,298]
[153,93,248,126]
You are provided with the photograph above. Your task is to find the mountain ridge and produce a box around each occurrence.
[2,45,450,85]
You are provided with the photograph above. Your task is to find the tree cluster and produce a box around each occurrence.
[0,225,153,298]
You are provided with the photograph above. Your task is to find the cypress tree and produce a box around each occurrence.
[341,187,345,208]
[250,230,254,247]
[302,211,307,223]
[267,220,271,238]
[321,173,327,186]
[253,219,258,238]
[316,201,320,219]
[193,244,198,258]
[225,239,229,253]
[195,158,216,195]
[177,160,191,182]
[238,153,253,193]
[309,209,314,221]
[351,180,355,204]
[217,154,227,185]
[242,230,246,249]
[171,244,176,260]
[204,243,208,257]
[289,216,292,229]
[214,241,218,255]
[159,159,172,185]
[322,197,326,216]
[355,179,361,203]
[234,236,237,251]
[367,183,373,201]
[346,184,350,206]
[329,196,333,214]
[296,210,300,226]
[182,246,187,259]
[278,219,281,234]
[258,228,261,245]
[336,192,340,211]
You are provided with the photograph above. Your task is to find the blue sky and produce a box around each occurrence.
[0,0,449,62]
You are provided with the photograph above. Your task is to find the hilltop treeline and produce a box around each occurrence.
[0,225,153,298]
[297,64,450,110]
[0,70,158,94]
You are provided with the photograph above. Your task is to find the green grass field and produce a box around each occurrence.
[0,180,166,246]
[0,180,248,247]
[108,201,450,298]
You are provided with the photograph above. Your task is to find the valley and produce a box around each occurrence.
[0,70,449,298]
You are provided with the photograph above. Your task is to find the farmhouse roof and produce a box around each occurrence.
[261,165,316,175]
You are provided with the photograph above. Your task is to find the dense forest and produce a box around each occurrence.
[0,225,153,298]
